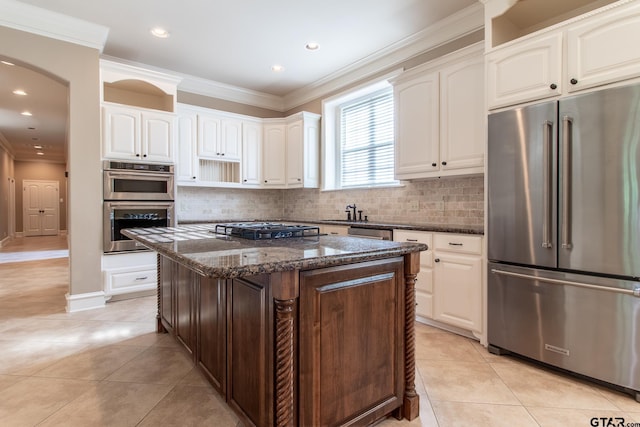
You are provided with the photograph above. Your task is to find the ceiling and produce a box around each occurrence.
[0,0,479,163]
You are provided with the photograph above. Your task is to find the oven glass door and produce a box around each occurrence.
[104,171,174,201]
[104,201,175,252]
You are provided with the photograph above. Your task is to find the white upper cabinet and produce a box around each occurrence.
[566,3,640,93]
[242,120,262,186]
[198,113,242,161]
[394,71,440,177]
[487,33,562,109]
[176,110,198,183]
[439,54,485,172]
[393,43,484,180]
[486,1,640,109]
[100,60,180,163]
[262,123,287,187]
[142,111,174,162]
[285,112,320,188]
[102,104,175,163]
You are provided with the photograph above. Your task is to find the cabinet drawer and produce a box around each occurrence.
[433,233,482,255]
[105,266,157,295]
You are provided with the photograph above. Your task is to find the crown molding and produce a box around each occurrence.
[282,2,484,110]
[177,73,285,112]
[0,0,108,52]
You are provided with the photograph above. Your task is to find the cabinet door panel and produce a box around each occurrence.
[221,118,242,160]
[299,259,404,426]
[103,106,140,159]
[198,114,221,158]
[175,265,195,357]
[440,56,485,171]
[487,32,562,109]
[229,277,269,427]
[567,4,640,92]
[433,252,482,332]
[286,121,303,186]
[242,121,262,185]
[159,256,174,330]
[394,72,439,178]
[198,277,226,395]
[142,113,173,162]
[262,124,286,186]
[176,113,198,182]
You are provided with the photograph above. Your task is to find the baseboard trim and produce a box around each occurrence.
[0,235,11,248]
[65,291,106,312]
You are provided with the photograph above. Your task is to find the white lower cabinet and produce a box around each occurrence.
[394,230,433,319]
[103,251,157,297]
[433,233,482,333]
[395,229,483,334]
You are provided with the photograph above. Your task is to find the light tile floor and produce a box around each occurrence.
[0,236,639,426]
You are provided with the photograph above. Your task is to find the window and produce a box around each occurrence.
[321,72,401,191]
[339,87,396,188]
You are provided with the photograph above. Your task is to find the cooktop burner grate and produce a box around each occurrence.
[213,223,321,240]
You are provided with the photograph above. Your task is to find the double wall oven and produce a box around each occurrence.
[103,161,175,253]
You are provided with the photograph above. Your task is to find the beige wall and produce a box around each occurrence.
[0,26,102,298]
[14,161,68,232]
[0,144,15,242]
[177,91,284,118]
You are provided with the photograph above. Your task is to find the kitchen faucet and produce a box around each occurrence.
[346,204,357,221]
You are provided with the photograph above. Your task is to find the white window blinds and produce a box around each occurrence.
[339,87,396,188]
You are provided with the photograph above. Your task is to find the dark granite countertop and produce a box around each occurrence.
[178,219,484,235]
[122,224,428,279]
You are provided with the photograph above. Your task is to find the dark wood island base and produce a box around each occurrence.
[156,252,421,427]
[122,225,426,427]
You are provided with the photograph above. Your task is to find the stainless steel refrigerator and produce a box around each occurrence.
[487,82,640,401]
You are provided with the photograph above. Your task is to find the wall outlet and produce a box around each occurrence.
[409,200,419,210]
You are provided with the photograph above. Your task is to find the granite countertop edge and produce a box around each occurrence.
[122,228,427,279]
[177,219,484,235]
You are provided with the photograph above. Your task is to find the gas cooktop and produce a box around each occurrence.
[213,223,321,240]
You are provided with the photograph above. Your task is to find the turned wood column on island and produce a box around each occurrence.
[402,251,420,420]
[271,270,299,427]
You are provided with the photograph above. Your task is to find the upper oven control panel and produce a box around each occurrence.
[103,160,173,173]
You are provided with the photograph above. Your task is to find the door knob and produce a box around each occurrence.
[435,258,440,263]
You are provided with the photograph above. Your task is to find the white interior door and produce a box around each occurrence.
[23,180,59,237]
[8,178,15,237]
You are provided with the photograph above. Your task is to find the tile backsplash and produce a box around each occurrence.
[177,175,484,226]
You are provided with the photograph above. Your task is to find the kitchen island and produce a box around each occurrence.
[122,224,427,427]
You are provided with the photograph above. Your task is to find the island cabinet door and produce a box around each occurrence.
[197,277,227,397]
[159,255,175,332]
[175,263,197,359]
[299,258,406,426]
[227,275,274,427]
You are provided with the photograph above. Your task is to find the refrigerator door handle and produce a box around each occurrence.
[542,121,554,249]
[561,115,573,249]
[491,269,639,297]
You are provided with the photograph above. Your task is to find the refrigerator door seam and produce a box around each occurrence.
[490,268,639,297]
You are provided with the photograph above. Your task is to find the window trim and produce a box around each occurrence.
[321,69,403,191]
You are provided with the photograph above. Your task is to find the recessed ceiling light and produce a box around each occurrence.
[271,64,284,72]
[21,111,32,116]
[13,89,27,96]
[36,152,44,156]
[1,61,15,66]
[33,145,43,149]
[150,27,170,38]
[305,42,320,51]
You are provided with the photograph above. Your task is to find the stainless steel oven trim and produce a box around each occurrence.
[103,201,175,253]
[103,170,175,201]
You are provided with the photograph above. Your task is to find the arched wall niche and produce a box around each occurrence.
[103,79,173,112]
